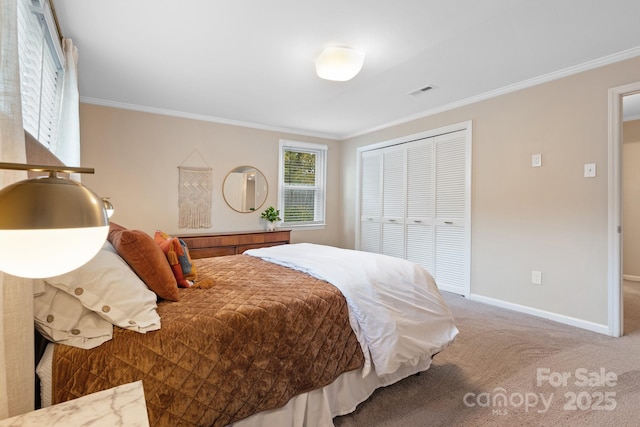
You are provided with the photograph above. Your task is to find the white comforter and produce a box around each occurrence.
[245,243,458,376]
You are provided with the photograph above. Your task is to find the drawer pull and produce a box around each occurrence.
[444,221,453,225]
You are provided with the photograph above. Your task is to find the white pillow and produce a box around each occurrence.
[34,283,113,349]
[44,241,161,333]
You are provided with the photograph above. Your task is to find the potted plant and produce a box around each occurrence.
[260,206,281,231]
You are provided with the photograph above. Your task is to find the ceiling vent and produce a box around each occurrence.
[408,85,434,97]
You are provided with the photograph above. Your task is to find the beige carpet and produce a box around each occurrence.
[334,282,640,427]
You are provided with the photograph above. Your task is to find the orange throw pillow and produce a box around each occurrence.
[109,228,180,301]
[154,231,194,288]
[154,231,197,281]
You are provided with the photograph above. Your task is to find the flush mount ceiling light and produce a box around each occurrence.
[315,46,365,82]
[0,162,109,278]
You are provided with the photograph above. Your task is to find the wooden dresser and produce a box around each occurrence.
[178,230,291,259]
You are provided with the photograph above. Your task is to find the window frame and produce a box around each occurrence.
[277,139,328,229]
[17,0,64,150]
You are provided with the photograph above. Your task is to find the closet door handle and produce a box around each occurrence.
[444,221,453,225]
[413,220,422,223]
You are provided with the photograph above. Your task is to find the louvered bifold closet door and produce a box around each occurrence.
[434,130,467,294]
[406,138,434,272]
[382,147,406,259]
[357,127,470,296]
[359,151,382,253]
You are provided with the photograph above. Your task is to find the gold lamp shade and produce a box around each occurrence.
[102,197,114,218]
[0,163,109,278]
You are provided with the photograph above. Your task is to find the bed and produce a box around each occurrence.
[34,225,458,427]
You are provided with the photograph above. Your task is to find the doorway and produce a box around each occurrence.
[609,82,640,337]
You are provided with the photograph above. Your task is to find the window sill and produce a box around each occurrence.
[281,223,326,231]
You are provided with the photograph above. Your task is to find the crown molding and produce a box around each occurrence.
[343,46,640,140]
[79,97,340,140]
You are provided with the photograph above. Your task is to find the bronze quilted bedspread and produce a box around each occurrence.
[52,255,364,426]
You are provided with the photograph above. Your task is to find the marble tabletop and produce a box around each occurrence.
[0,381,149,427]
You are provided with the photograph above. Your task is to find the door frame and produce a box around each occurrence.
[608,81,640,337]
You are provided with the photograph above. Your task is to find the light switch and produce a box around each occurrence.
[584,163,596,178]
[531,154,542,168]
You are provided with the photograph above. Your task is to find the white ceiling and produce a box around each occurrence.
[53,0,640,139]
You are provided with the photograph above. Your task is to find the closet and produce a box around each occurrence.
[357,127,470,295]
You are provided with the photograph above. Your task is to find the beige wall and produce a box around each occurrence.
[623,119,640,278]
[341,56,640,327]
[79,104,342,246]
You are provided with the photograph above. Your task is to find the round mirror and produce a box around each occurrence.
[223,166,268,213]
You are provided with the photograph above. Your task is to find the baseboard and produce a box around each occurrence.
[623,274,640,282]
[468,294,610,335]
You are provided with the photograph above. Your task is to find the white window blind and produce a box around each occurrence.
[278,140,327,228]
[17,0,64,149]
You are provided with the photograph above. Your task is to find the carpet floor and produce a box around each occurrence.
[334,282,639,427]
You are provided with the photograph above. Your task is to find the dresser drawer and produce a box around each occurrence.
[179,230,291,259]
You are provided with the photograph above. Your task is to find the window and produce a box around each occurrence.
[278,140,327,228]
[17,0,64,149]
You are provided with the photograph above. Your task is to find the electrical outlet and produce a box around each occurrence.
[531,270,542,285]
[584,163,596,178]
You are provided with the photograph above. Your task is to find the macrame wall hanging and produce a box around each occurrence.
[178,150,212,229]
